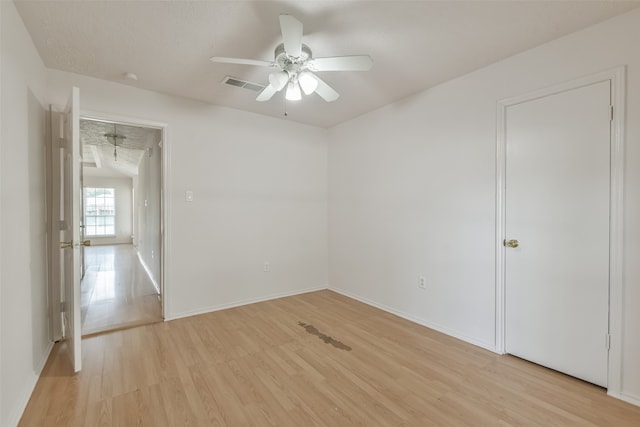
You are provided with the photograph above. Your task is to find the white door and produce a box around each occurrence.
[504,81,610,387]
[80,157,87,280]
[59,87,82,372]
[46,106,63,342]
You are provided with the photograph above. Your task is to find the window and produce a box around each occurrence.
[84,187,115,236]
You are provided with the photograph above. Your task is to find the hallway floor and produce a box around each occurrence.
[81,244,162,335]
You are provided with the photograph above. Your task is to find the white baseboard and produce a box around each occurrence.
[136,251,160,294]
[329,287,496,353]
[608,390,640,408]
[7,341,54,427]
[165,285,327,321]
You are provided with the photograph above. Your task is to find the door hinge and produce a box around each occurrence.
[60,301,66,313]
[610,105,614,121]
[605,333,611,350]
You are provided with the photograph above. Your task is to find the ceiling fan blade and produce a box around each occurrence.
[313,75,340,102]
[308,55,373,72]
[279,14,303,57]
[209,56,276,67]
[256,84,277,102]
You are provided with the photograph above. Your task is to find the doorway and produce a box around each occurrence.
[495,67,625,393]
[79,118,164,335]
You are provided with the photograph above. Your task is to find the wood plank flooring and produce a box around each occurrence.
[21,290,640,426]
[81,244,162,336]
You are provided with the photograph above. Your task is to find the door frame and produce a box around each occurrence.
[495,66,626,395]
[80,110,170,320]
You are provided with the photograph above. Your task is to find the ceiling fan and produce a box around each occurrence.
[82,122,136,162]
[210,14,373,103]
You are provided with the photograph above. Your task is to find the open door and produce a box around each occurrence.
[80,153,87,280]
[46,106,63,343]
[59,87,83,372]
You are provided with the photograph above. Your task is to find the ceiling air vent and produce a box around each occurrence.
[221,76,265,92]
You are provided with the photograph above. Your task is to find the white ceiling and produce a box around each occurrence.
[15,1,640,128]
[81,119,160,178]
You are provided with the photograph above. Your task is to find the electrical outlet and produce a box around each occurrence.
[418,276,426,290]
[264,262,271,272]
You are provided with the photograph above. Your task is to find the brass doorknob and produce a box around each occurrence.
[504,239,519,248]
[80,240,91,247]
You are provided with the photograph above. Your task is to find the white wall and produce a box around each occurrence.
[83,174,133,245]
[328,8,640,403]
[0,2,51,426]
[46,70,329,320]
[6,3,640,424]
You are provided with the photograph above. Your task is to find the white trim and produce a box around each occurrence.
[608,391,640,408]
[607,66,626,399]
[495,67,626,395]
[80,110,167,131]
[79,109,169,321]
[161,126,170,321]
[330,287,496,352]
[165,286,327,321]
[6,342,54,427]
[495,99,507,354]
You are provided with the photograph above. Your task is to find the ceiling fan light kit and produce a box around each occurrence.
[210,14,372,104]
[298,71,318,95]
[286,80,302,101]
[269,70,289,91]
[104,124,126,162]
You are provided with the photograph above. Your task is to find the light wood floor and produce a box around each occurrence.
[81,244,162,336]
[21,290,640,426]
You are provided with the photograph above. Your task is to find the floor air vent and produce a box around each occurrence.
[222,76,265,92]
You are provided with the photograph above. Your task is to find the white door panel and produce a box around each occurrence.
[505,81,610,387]
[60,87,82,372]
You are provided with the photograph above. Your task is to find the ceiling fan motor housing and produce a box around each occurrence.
[274,43,313,76]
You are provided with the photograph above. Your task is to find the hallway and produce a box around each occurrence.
[81,244,162,335]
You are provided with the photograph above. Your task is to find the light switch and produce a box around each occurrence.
[185,190,194,202]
